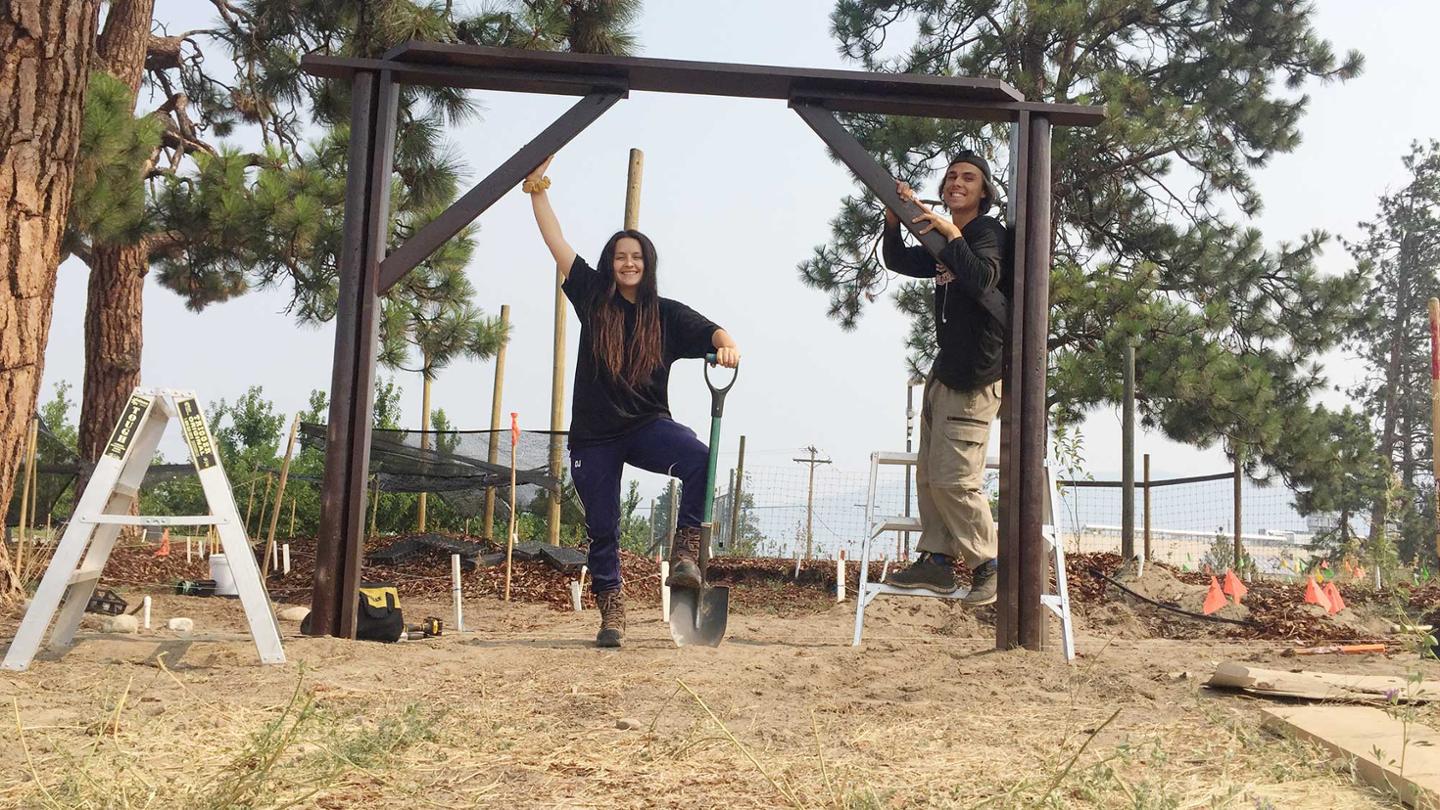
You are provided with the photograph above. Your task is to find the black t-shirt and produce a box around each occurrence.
[562,255,720,447]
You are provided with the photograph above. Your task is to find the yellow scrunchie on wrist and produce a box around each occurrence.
[522,176,551,194]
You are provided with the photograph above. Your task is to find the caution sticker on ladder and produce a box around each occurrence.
[104,394,153,459]
[177,398,218,469]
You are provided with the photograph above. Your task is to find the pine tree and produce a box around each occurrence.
[1346,141,1440,566]
[67,0,642,475]
[807,1,1368,498]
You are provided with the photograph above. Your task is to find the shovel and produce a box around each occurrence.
[668,352,737,647]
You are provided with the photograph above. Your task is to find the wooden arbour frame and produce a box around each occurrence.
[299,42,1104,651]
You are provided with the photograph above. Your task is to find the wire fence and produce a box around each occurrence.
[625,458,1317,576]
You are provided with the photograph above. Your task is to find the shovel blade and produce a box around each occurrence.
[668,585,729,647]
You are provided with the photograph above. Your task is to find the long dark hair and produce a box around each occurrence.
[591,229,662,390]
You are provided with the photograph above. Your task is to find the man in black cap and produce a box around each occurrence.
[880,152,1010,605]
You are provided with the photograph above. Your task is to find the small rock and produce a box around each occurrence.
[168,617,194,635]
[615,717,642,731]
[105,614,139,634]
[277,606,310,623]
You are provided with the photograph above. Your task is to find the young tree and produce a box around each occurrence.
[806,1,1366,491]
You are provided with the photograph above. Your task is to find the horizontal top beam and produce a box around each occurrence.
[302,43,1105,127]
[386,41,1024,102]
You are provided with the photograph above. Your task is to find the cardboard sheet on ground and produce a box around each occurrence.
[1208,662,1440,702]
[1263,705,1440,808]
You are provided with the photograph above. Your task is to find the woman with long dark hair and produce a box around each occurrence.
[524,156,740,648]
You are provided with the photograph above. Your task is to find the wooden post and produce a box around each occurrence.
[15,416,37,572]
[505,412,519,601]
[16,417,36,545]
[1017,113,1053,652]
[263,415,302,576]
[257,473,274,542]
[547,271,566,545]
[624,148,644,229]
[484,304,510,536]
[1122,340,1135,561]
[311,69,398,639]
[1234,448,1244,570]
[418,363,432,532]
[243,475,257,535]
[24,417,38,537]
[729,435,746,550]
[996,113,1032,651]
[722,468,735,550]
[1143,453,1152,562]
[369,474,380,537]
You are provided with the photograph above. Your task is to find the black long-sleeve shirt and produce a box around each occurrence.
[882,215,1011,391]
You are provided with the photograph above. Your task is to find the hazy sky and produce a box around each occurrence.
[38,0,1440,501]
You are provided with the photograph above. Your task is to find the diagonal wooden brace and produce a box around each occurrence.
[379,89,626,291]
[790,100,951,261]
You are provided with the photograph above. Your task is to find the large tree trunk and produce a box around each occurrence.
[0,0,102,598]
[77,0,155,472]
[78,243,146,466]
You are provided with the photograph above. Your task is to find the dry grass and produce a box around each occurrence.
[0,593,1428,808]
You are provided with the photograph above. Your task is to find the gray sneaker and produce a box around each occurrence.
[962,560,997,606]
[885,554,957,593]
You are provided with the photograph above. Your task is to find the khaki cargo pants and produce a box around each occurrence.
[915,374,1002,568]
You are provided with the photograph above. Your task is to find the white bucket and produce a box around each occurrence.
[208,553,239,597]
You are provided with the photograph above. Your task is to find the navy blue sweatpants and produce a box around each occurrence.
[570,418,709,595]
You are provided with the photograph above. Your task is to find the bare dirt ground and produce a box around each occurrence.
[3,578,1432,809]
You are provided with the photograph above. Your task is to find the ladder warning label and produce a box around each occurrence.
[104,395,152,459]
[177,398,218,469]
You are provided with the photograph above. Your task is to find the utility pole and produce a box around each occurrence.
[793,445,831,560]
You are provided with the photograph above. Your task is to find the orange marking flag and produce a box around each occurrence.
[1323,581,1346,614]
[1222,569,1248,605]
[1203,576,1228,615]
[1304,575,1332,613]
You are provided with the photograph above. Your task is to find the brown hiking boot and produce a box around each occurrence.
[886,553,958,593]
[665,526,703,589]
[595,589,626,648]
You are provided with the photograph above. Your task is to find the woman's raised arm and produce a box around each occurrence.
[526,156,578,276]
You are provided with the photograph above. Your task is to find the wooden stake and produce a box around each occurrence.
[14,416,37,577]
[505,413,520,602]
[484,304,511,537]
[369,474,380,538]
[1143,453,1152,563]
[25,416,39,535]
[289,498,296,537]
[419,364,432,532]
[1233,449,1244,570]
[256,473,274,542]
[624,148,644,229]
[547,272,566,546]
[263,414,301,576]
[243,475,257,535]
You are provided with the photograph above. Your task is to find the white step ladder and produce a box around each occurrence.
[851,451,1074,661]
[3,389,285,671]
